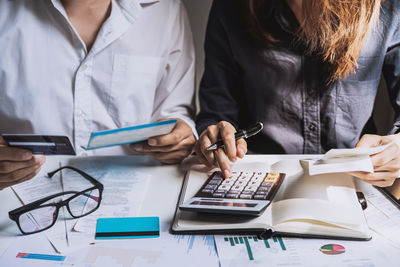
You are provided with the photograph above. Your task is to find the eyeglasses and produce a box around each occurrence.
[9,166,104,235]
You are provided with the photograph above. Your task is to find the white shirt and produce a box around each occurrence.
[0,0,196,155]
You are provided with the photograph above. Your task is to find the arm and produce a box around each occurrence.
[194,1,246,177]
[131,2,196,164]
[348,11,400,187]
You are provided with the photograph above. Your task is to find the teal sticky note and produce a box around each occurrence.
[95,217,160,240]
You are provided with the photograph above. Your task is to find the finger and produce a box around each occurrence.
[0,163,42,183]
[200,134,216,166]
[236,139,247,158]
[348,170,398,182]
[218,122,237,162]
[0,166,41,190]
[194,142,210,166]
[0,155,45,174]
[215,148,232,178]
[0,145,33,161]
[370,143,399,169]
[362,178,396,187]
[356,134,383,148]
[147,120,192,147]
[374,157,400,173]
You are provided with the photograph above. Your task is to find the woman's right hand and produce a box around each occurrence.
[0,137,45,190]
[194,121,247,178]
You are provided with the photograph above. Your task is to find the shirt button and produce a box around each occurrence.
[308,123,317,131]
[78,110,86,117]
[81,64,88,71]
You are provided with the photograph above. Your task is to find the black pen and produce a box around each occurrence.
[206,122,264,151]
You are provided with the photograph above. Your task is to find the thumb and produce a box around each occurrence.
[236,139,247,158]
[0,137,32,161]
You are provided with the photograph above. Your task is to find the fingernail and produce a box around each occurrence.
[148,139,157,146]
[133,144,143,152]
[22,152,32,160]
[238,149,244,157]
[224,169,231,178]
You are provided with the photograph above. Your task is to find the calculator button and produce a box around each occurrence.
[257,186,271,192]
[242,190,255,195]
[239,193,253,199]
[205,184,219,190]
[234,180,247,186]
[261,182,274,187]
[251,176,265,183]
[244,185,258,192]
[264,172,280,182]
[231,171,241,175]
[208,179,222,185]
[221,179,235,185]
[212,192,226,198]
[215,189,228,194]
[227,190,241,194]
[226,193,240,199]
[238,176,251,182]
[248,180,262,187]
[218,185,231,191]
[231,185,245,191]
[254,194,268,200]
[201,189,214,194]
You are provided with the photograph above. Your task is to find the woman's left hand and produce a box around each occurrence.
[347,134,400,187]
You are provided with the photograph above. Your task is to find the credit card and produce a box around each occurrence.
[2,135,76,155]
[86,120,177,150]
[95,217,160,239]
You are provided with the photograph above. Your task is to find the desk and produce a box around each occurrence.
[0,155,399,266]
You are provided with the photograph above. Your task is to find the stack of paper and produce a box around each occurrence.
[11,157,150,253]
[301,143,392,176]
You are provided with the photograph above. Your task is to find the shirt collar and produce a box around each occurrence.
[117,0,159,23]
[138,0,160,3]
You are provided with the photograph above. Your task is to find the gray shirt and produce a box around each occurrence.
[196,0,400,154]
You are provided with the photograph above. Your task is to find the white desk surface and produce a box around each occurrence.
[0,154,398,265]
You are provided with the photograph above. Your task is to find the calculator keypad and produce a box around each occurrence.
[196,171,285,201]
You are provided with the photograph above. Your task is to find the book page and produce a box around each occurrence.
[269,160,369,237]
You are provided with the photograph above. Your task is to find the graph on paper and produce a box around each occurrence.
[173,235,217,256]
[214,234,395,267]
[223,236,286,261]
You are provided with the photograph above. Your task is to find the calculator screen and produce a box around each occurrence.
[190,201,257,208]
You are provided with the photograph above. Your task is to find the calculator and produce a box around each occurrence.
[179,171,285,216]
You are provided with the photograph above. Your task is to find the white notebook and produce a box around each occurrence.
[172,158,371,240]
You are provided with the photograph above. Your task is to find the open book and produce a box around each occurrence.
[172,157,371,240]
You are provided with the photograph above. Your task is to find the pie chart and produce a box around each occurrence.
[319,244,346,255]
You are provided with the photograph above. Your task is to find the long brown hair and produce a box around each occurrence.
[247,0,382,81]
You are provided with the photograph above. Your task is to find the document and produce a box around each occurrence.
[301,142,392,175]
[356,180,400,248]
[0,222,219,267]
[214,233,399,267]
[11,157,151,253]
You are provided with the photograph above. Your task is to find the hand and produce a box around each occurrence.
[194,121,247,178]
[347,134,400,187]
[0,137,46,190]
[130,119,196,164]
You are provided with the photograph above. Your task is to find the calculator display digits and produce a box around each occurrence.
[179,171,285,216]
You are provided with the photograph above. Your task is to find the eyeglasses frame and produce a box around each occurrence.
[9,166,104,235]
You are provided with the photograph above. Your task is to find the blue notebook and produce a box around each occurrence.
[86,120,177,150]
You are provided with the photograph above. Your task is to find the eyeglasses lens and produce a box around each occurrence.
[19,206,57,234]
[68,188,100,217]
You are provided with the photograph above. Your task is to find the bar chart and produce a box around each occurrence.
[223,236,286,261]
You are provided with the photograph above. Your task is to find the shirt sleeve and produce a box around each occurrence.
[382,4,400,135]
[195,0,241,135]
[151,1,197,137]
